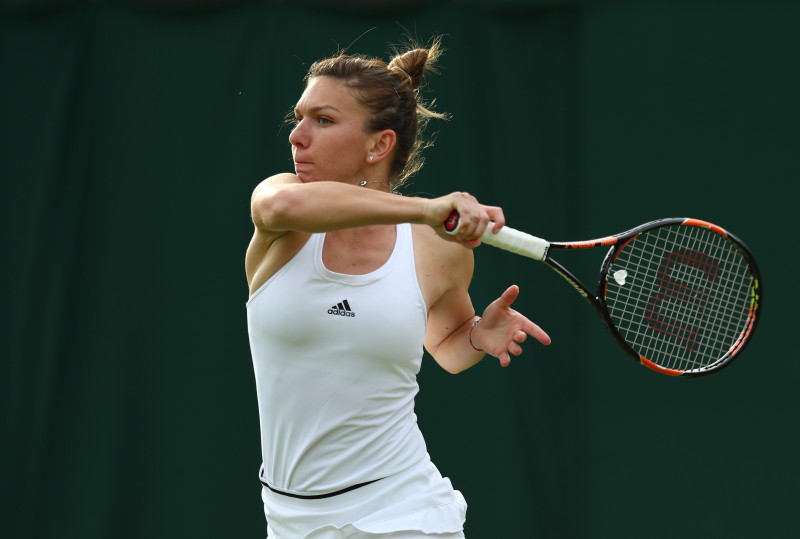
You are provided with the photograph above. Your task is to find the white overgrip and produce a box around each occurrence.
[481,224,549,261]
[443,212,549,260]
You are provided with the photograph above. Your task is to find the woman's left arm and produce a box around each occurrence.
[424,247,551,373]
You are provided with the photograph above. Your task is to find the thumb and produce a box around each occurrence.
[497,285,520,309]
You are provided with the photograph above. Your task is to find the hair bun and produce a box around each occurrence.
[388,48,434,89]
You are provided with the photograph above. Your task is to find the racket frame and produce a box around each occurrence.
[448,214,763,377]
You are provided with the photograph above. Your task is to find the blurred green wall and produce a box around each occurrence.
[1,1,797,538]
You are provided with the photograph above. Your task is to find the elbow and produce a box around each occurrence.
[253,188,298,231]
[427,345,475,374]
[438,359,470,375]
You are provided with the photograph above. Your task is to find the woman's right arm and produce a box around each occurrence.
[250,173,429,234]
[246,172,503,291]
[251,173,505,239]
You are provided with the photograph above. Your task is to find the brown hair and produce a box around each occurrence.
[304,38,448,188]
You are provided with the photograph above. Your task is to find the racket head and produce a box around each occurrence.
[596,218,762,377]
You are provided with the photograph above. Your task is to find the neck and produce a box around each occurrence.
[359,179,391,191]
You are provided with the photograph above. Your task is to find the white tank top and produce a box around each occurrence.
[247,223,429,496]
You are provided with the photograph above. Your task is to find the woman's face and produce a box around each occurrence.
[289,77,373,183]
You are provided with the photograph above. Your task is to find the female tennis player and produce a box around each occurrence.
[245,38,551,538]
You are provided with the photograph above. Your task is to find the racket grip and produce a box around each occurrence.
[444,211,549,261]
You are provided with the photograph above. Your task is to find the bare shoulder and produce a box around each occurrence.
[246,173,308,296]
[411,224,474,309]
[412,223,471,264]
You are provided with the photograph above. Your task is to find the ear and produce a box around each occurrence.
[366,129,397,163]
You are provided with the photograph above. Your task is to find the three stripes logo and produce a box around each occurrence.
[328,299,355,318]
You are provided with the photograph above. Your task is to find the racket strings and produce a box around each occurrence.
[634,228,749,368]
[644,228,749,367]
[605,225,755,373]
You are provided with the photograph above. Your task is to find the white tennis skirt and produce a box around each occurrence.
[260,455,467,538]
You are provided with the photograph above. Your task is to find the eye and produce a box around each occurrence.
[317,116,332,126]
[293,114,303,125]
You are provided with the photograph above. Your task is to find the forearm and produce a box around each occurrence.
[428,316,486,374]
[253,179,428,233]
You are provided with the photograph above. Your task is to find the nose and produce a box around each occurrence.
[289,120,308,149]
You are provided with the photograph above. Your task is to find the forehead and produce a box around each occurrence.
[295,77,363,113]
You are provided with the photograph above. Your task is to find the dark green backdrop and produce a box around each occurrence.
[2,1,797,538]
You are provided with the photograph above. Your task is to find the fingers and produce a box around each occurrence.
[481,286,551,367]
[495,284,550,345]
[458,203,505,240]
[485,206,505,234]
[497,285,520,309]
[499,287,551,346]
[485,324,539,367]
[500,330,535,367]
[451,198,488,241]
[433,192,504,247]
[526,323,552,346]
[498,351,511,368]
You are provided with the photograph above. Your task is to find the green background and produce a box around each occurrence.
[1,1,797,537]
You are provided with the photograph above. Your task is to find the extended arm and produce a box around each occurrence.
[251,173,505,242]
[251,174,428,233]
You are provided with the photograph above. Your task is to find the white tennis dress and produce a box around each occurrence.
[247,223,467,538]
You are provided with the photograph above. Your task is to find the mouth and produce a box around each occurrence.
[293,162,313,180]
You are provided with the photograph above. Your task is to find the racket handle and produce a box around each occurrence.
[444,211,549,261]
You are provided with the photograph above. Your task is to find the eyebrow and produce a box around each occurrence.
[294,104,342,115]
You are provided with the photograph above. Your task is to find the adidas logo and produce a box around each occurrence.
[327,299,355,318]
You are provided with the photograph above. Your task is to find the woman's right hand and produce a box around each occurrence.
[424,192,506,248]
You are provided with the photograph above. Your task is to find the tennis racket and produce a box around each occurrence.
[445,213,762,377]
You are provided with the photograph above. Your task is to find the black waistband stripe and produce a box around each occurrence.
[259,477,383,500]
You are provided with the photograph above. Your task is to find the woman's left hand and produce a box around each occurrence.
[472,285,551,367]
